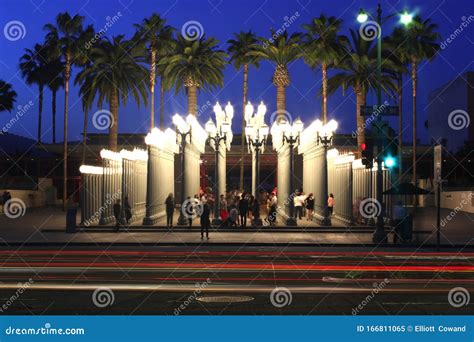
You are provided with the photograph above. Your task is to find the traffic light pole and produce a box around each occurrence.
[372,3,388,243]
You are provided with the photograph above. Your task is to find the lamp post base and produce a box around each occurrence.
[285,217,298,226]
[372,226,388,243]
[177,213,189,226]
[320,216,332,226]
[252,218,262,227]
[212,218,222,226]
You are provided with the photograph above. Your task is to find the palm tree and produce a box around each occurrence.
[44,57,64,144]
[227,31,261,190]
[327,30,397,147]
[75,73,95,164]
[252,31,301,121]
[384,28,410,178]
[159,35,227,116]
[76,35,148,151]
[44,12,88,210]
[19,43,49,143]
[0,80,17,113]
[301,15,348,123]
[133,14,174,129]
[403,16,440,202]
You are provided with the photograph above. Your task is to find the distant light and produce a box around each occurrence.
[384,156,396,168]
[357,9,368,23]
[400,11,413,25]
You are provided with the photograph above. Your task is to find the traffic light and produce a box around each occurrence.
[360,142,373,168]
[382,139,398,169]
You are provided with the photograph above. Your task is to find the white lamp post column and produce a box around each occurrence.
[205,102,233,225]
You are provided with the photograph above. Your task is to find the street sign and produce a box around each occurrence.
[360,105,399,117]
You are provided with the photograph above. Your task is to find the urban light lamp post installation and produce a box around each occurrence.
[274,118,304,226]
[317,119,338,226]
[244,101,269,226]
[173,114,192,226]
[205,102,234,225]
[357,4,413,243]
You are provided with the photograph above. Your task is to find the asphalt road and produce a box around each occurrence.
[0,247,472,315]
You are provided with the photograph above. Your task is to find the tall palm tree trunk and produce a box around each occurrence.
[187,85,198,115]
[81,109,88,165]
[159,78,165,129]
[62,58,70,211]
[411,59,418,209]
[37,85,44,143]
[276,86,286,119]
[321,63,328,124]
[52,90,57,144]
[397,74,403,179]
[239,64,249,190]
[355,86,366,148]
[109,89,119,151]
[149,49,156,130]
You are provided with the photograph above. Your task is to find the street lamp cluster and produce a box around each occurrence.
[244,102,269,190]
[205,102,234,224]
[271,118,304,226]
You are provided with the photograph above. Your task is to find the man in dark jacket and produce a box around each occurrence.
[238,193,249,227]
[165,193,175,228]
[200,203,211,240]
[113,200,121,230]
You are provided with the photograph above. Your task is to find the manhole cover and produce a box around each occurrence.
[196,296,254,303]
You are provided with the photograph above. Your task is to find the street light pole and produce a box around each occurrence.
[283,134,299,226]
[248,132,265,226]
[176,129,192,226]
[208,133,226,225]
[318,134,333,226]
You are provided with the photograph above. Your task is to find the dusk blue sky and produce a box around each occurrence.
[0,0,473,144]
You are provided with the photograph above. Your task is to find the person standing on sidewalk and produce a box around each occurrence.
[238,193,249,227]
[165,193,175,228]
[113,200,122,231]
[293,191,304,220]
[327,194,335,217]
[200,202,211,240]
[305,193,314,221]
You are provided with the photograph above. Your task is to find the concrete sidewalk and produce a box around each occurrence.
[0,206,472,247]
